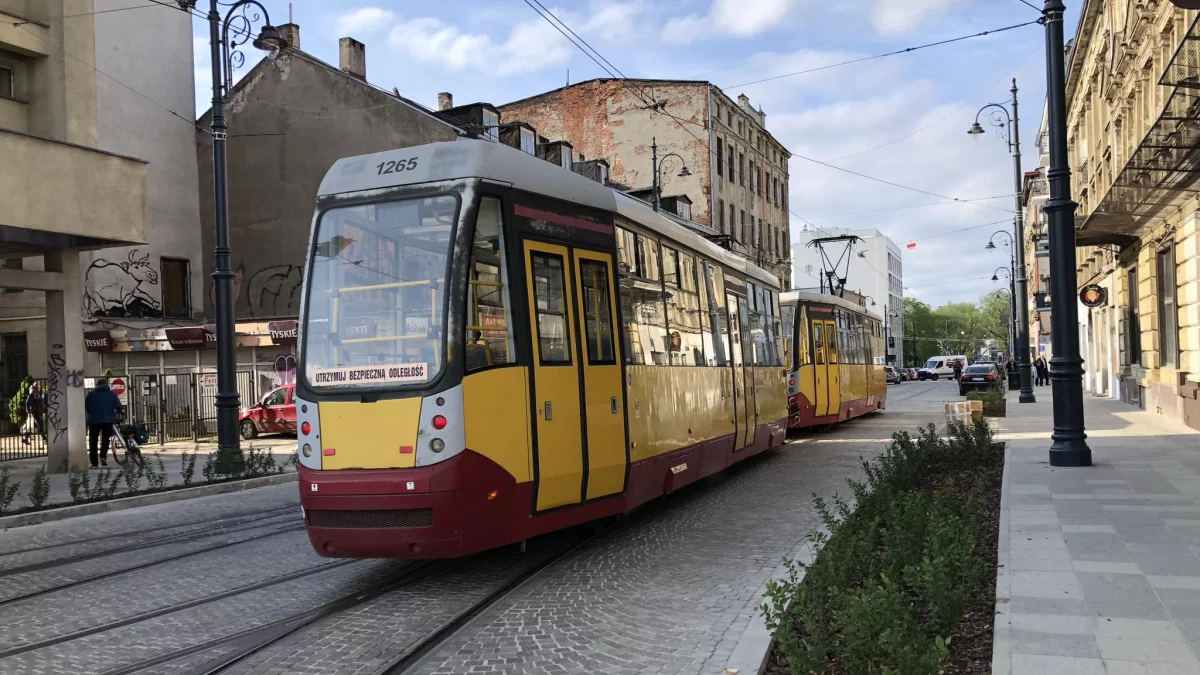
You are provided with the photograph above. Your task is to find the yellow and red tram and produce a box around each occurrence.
[295,139,788,559]
[781,291,887,428]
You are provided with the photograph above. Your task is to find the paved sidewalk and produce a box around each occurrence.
[0,435,295,512]
[993,388,1200,675]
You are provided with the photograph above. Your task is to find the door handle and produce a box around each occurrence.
[544,401,553,420]
[611,396,618,414]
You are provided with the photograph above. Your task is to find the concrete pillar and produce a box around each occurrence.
[44,250,86,473]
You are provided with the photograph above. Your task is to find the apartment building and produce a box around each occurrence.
[498,79,793,287]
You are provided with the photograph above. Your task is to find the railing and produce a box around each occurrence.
[0,370,274,462]
[1029,177,1048,197]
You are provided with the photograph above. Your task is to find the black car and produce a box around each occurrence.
[958,364,1002,396]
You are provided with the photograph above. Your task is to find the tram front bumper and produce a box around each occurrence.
[297,452,517,559]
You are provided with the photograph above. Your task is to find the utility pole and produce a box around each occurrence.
[1042,0,1091,466]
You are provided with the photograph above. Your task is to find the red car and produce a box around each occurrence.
[239,384,296,439]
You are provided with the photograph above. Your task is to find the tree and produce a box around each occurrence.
[901,290,1015,365]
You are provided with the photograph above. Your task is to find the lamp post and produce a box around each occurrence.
[650,136,691,213]
[191,0,287,471]
[987,231,1018,362]
[991,266,1016,359]
[1039,0,1090,466]
[969,80,1035,404]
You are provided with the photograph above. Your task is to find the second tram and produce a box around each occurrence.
[781,291,887,428]
[294,138,789,559]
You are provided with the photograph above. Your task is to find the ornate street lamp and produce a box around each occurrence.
[650,136,690,213]
[182,0,288,472]
[992,266,1016,359]
[1041,0,1091,466]
[969,81,1036,404]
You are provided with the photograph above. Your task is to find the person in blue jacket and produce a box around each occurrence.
[85,379,123,468]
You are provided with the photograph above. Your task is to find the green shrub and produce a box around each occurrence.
[29,467,49,509]
[180,450,198,487]
[966,388,1006,417]
[0,468,19,514]
[762,417,995,675]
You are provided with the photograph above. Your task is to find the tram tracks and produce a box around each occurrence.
[0,520,305,608]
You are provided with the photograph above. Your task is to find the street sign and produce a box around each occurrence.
[199,374,218,391]
[109,377,128,406]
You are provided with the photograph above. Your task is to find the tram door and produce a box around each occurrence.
[524,241,627,512]
[727,293,753,450]
[812,317,840,418]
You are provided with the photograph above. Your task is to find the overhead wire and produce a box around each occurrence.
[801,195,1014,221]
[722,19,1041,89]
[7,0,185,25]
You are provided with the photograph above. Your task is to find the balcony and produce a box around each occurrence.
[0,9,51,58]
[1028,177,1048,198]
[0,128,147,254]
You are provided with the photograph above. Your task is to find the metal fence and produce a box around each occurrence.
[0,371,269,462]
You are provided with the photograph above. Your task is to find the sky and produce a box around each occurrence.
[186,0,1081,308]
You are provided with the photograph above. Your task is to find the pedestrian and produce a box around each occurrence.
[1034,355,1048,386]
[85,378,123,468]
[21,381,44,446]
[952,359,962,380]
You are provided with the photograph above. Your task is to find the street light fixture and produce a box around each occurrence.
[1041,0,1091,467]
[189,0,288,472]
[969,81,1036,405]
[650,136,690,213]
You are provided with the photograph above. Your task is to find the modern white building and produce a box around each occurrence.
[792,227,905,366]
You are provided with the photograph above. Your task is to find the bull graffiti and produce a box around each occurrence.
[84,250,161,318]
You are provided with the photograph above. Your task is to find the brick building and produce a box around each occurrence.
[497,79,792,287]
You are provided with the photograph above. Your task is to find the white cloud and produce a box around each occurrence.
[663,0,794,45]
[387,15,571,75]
[336,7,396,37]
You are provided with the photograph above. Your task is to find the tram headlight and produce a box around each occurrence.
[430,438,445,453]
[302,443,312,457]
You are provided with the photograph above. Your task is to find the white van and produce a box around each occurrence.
[918,355,968,381]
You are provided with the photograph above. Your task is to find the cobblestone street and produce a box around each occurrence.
[0,382,954,675]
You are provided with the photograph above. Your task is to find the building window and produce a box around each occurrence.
[519,127,535,154]
[718,199,726,234]
[160,258,190,319]
[738,152,745,186]
[739,209,746,242]
[482,109,499,141]
[0,66,12,100]
[727,146,735,180]
[677,201,691,220]
[727,110,732,127]
[1157,244,1177,367]
[560,145,572,168]
[716,138,724,178]
[1128,266,1141,366]
[729,204,735,238]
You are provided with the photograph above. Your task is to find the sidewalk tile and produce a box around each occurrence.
[1013,557,1076,572]
[1012,581,1083,600]
[1095,638,1199,664]
[1009,597,1091,617]
[1149,577,1200,591]
[1072,561,1142,575]
[1009,653,1105,675]
[1008,613,1093,635]
[1094,618,1186,642]
[1010,631,1100,658]
[1103,661,1200,675]
[1064,525,1118,533]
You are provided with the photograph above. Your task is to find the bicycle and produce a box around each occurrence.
[109,420,145,467]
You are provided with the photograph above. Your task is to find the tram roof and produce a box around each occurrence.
[781,290,883,321]
[317,138,779,289]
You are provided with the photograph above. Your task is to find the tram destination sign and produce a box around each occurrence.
[310,363,428,386]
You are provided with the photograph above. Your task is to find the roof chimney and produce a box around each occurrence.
[278,23,300,50]
[438,92,453,111]
[338,37,365,80]
[737,93,750,110]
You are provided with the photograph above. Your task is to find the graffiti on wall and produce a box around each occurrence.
[247,265,302,318]
[84,250,161,318]
[274,354,296,386]
[46,344,66,444]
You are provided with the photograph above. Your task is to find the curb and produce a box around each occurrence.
[0,472,298,530]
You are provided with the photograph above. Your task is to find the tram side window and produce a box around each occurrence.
[813,320,824,365]
[664,248,704,366]
[828,314,840,364]
[615,225,667,365]
[701,262,729,366]
[780,303,795,370]
[797,306,811,366]
[531,253,571,364]
[765,289,781,367]
[747,282,768,366]
[465,197,514,372]
[579,260,615,363]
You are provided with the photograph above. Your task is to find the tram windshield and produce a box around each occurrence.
[302,194,458,390]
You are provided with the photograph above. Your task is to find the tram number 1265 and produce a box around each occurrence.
[376,158,418,175]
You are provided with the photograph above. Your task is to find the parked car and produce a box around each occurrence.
[239,384,296,439]
[959,364,1003,396]
[886,366,902,384]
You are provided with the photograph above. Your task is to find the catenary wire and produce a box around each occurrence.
[722,19,1040,89]
[801,195,1014,221]
[691,0,970,79]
